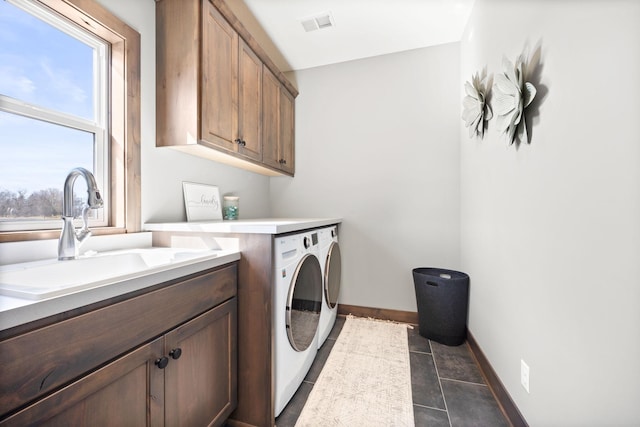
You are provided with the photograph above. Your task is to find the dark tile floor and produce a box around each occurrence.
[276,316,510,427]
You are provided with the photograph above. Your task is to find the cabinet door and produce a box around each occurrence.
[0,339,164,427]
[279,87,295,174]
[261,65,281,170]
[201,1,238,151]
[237,39,262,161]
[164,298,237,427]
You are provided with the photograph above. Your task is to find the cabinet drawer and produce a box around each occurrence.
[0,263,237,417]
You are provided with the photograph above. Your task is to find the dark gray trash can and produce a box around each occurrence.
[412,268,469,346]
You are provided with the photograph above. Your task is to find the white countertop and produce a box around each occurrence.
[144,217,342,234]
[1,218,340,331]
[0,249,240,331]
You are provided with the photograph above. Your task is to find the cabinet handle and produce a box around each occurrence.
[279,159,287,165]
[240,139,246,147]
[155,356,169,369]
[234,138,242,145]
[169,348,182,360]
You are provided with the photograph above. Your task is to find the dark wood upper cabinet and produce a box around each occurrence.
[262,66,295,174]
[262,66,280,170]
[237,39,263,161]
[201,1,238,151]
[279,87,296,175]
[157,0,297,176]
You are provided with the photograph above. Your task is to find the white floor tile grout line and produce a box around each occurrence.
[409,349,432,355]
[412,402,448,412]
[439,377,489,387]
[429,339,453,427]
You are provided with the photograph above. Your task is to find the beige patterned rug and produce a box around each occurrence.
[295,316,414,427]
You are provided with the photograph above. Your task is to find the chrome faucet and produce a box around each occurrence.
[58,167,104,260]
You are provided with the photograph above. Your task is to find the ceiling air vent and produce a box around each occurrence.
[300,12,335,32]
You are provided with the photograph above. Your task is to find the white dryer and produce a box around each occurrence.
[317,225,342,348]
[273,230,323,417]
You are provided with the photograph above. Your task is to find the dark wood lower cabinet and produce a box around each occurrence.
[165,298,237,426]
[0,338,165,427]
[0,266,237,427]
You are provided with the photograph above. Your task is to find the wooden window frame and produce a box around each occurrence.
[0,0,141,243]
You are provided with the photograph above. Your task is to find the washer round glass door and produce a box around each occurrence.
[324,242,342,309]
[286,253,322,352]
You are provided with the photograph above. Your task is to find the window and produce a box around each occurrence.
[0,0,140,242]
[0,0,108,231]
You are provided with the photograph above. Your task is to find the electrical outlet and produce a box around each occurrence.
[520,359,530,393]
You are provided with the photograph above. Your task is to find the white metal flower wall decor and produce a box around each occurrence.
[462,72,492,139]
[493,55,537,145]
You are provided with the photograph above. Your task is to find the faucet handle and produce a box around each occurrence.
[76,205,93,243]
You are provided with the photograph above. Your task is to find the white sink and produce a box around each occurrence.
[0,247,220,300]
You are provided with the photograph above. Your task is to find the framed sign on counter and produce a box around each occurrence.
[182,182,222,221]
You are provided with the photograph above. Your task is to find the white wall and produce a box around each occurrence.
[87,2,462,315]
[96,0,271,224]
[79,2,640,423]
[460,0,640,425]
[270,44,461,312]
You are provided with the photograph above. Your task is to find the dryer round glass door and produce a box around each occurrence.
[286,253,322,352]
[324,242,342,309]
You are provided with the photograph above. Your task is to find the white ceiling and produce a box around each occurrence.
[242,0,476,72]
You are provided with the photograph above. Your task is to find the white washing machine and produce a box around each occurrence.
[317,225,342,349]
[273,230,323,417]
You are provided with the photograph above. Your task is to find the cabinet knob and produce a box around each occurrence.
[234,138,242,145]
[279,159,286,165]
[155,357,169,369]
[169,348,182,360]
[240,139,246,147]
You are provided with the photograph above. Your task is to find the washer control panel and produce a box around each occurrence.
[303,232,319,249]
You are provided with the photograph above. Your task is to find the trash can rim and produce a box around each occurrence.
[412,267,469,280]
